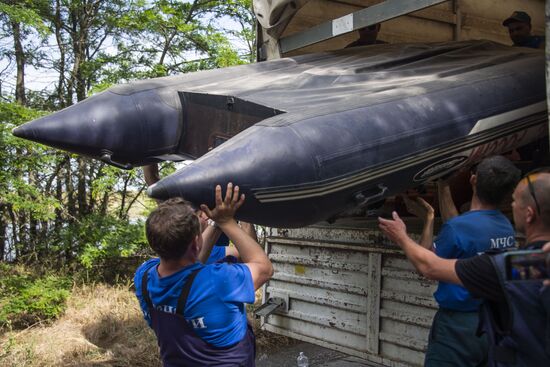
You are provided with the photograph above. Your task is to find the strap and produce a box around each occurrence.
[492,346,516,363]
[176,268,202,315]
[141,268,154,309]
[542,287,550,356]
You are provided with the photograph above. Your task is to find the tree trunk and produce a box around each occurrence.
[0,205,6,261]
[54,168,63,234]
[70,3,88,102]
[77,158,88,216]
[118,175,130,220]
[54,0,68,107]
[12,21,26,105]
[65,158,77,219]
[28,170,38,257]
[7,205,18,260]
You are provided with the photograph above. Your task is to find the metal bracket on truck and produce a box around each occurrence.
[254,294,289,318]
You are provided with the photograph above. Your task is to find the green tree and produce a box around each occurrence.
[0,0,50,104]
[0,0,256,267]
[0,102,60,261]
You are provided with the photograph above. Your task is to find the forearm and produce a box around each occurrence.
[438,181,458,222]
[418,214,434,250]
[397,235,461,285]
[240,222,258,242]
[198,226,222,263]
[143,164,160,186]
[221,220,266,263]
[219,219,273,287]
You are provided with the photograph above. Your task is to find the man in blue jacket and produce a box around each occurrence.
[134,183,273,366]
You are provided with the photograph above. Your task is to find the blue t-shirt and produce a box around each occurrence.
[216,233,230,246]
[433,210,515,311]
[134,258,255,347]
[206,246,227,264]
[517,35,545,49]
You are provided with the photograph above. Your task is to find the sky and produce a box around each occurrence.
[0,6,250,98]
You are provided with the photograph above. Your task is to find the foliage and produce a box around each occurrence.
[0,1,50,35]
[77,214,147,269]
[0,0,255,270]
[0,102,63,261]
[0,102,59,220]
[0,263,71,330]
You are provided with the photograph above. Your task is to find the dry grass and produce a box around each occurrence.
[0,285,295,366]
[0,283,160,367]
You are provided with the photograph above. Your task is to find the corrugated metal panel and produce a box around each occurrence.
[261,219,437,366]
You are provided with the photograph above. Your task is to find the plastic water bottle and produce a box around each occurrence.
[297,351,309,367]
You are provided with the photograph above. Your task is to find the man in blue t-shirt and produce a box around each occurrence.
[379,171,550,367]
[403,156,521,366]
[134,183,273,366]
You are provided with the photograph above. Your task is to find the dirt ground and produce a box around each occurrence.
[253,316,378,367]
[256,340,376,366]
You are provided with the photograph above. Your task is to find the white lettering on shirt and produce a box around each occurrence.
[490,235,515,249]
[155,305,176,314]
[153,304,208,329]
[188,317,207,329]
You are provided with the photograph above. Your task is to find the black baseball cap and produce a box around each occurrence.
[502,11,531,26]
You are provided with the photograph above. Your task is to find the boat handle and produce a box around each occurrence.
[355,184,388,207]
[100,150,133,170]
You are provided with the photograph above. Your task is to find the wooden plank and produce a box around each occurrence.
[366,252,382,354]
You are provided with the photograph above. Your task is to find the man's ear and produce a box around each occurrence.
[525,205,536,224]
[470,174,477,187]
[187,235,202,256]
[195,234,204,251]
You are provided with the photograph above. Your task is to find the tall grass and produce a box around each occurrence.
[0,283,161,367]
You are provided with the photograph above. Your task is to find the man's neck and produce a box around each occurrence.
[524,228,550,245]
[157,256,195,278]
[469,195,496,211]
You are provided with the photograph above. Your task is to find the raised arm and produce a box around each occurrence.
[402,196,435,250]
[222,222,257,260]
[143,164,160,186]
[201,184,273,290]
[378,212,461,284]
[437,179,459,222]
[239,221,258,242]
[197,223,222,264]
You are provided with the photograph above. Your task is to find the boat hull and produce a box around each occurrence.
[13,40,548,227]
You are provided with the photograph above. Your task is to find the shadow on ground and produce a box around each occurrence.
[60,314,161,367]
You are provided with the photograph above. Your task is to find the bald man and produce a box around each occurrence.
[379,170,550,367]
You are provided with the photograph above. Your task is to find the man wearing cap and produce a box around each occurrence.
[502,11,544,49]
